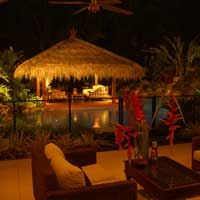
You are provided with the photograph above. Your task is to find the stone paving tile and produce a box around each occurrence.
[0,160,20,200]
[0,143,199,200]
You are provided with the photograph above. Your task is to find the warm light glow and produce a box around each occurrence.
[101,111,109,124]
[93,117,100,128]
[82,84,108,96]
[73,113,78,121]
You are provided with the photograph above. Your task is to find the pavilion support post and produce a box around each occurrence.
[42,79,47,107]
[68,76,74,133]
[112,78,117,103]
[36,78,41,97]
[118,96,124,125]
[68,93,72,133]
[94,73,98,85]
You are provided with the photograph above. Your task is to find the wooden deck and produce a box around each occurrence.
[0,143,197,200]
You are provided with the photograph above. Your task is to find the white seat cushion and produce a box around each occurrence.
[51,156,86,190]
[193,150,200,161]
[82,164,117,185]
[44,143,65,160]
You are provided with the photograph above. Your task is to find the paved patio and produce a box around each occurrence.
[0,143,200,200]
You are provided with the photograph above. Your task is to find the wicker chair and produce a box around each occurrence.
[192,136,200,171]
[32,142,137,200]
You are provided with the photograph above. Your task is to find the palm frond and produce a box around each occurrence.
[159,45,175,64]
[78,131,96,146]
[164,36,184,67]
[0,85,10,100]
[186,38,200,69]
[55,133,73,150]
[170,94,185,124]
[150,95,166,127]
[0,72,9,82]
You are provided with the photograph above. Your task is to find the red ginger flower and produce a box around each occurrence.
[115,89,147,159]
[130,91,146,124]
[114,124,137,148]
[160,92,182,145]
[115,123,128,150]
[114,123,137,159]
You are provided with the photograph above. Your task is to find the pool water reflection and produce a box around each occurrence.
[39,107,118,129]
[18,98,167,130]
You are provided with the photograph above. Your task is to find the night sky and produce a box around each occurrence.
[1,0,200,61]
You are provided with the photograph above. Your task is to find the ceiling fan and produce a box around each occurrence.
[0,0,8,5]
[48,0,133,15]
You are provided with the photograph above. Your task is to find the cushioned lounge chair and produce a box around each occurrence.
[192,136,200,171]
[31,142,137,200]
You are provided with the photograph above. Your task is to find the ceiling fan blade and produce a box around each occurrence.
[98,0,122,5]
[48,1,89,5]
[73,6,88,14]
[101,4,133,15]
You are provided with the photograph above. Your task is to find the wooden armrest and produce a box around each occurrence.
[192,136,200,151]
[47,180,137,200]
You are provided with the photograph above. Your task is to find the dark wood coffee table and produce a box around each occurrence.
[124,156,200,200]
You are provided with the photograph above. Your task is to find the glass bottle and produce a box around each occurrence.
[150,141,158,161]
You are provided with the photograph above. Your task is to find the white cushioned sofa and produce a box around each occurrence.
[192,136,200,171]
[31,142,137,200]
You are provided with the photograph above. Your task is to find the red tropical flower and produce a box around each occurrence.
[161,92,182,145]
[129,90,146,125]
[115,89,147,159]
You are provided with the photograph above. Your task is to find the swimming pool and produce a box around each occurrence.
[17,98,167,131]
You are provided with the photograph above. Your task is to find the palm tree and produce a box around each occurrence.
[0,46,25,100]
[149,35,200,77]
[185,36,200,73]
[0,71,10,101]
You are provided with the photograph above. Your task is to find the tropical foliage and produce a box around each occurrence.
[139,35,200,96]
[115,89,149,161]
[0,127,115,160]
[0,47,42,117]
[0,46,26,100]
[0,71,10,101]
[0,130,34,160]
[148,35,200,80]
[160,92,183,145]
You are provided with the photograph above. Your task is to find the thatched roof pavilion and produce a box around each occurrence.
[14,37,144,100]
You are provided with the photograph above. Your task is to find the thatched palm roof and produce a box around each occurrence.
[14,38,144,81]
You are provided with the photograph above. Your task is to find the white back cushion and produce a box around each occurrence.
[44,143,65,160]
[194,150,200,161]
[51,155,86,190]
